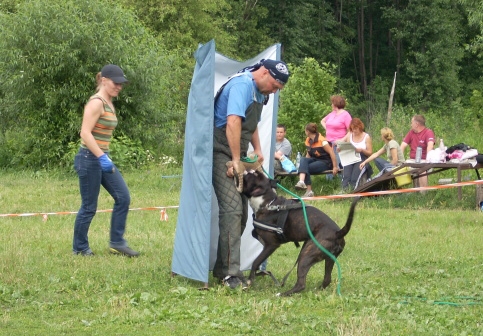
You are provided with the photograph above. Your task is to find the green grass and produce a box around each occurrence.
[1,167,482,335]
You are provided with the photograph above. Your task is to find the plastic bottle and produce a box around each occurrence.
[439,139,446,162]
[295,152,301,170]
[415,146,422,163]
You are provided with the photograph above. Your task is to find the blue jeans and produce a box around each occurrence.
[374,157,395,172]
[298,157,332,186]
[73,148,131,253]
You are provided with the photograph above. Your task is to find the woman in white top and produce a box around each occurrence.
[337,118,373,189]
[360,127,405,172]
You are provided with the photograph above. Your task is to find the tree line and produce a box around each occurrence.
[1,0,482,169]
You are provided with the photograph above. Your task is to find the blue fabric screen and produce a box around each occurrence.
[172,41,282,283]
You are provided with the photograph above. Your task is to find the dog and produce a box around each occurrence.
[242,170,359,296]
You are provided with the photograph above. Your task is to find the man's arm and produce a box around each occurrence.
[279,139,292,157]
[400,141,408,153]
[226,115,242,162]
[250,128,264,163]
[426,129,435,152]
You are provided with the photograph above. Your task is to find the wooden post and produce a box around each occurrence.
[387,72,397,125]
[476,185,483,210]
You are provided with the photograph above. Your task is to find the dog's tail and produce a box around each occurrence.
[336,196,360,239]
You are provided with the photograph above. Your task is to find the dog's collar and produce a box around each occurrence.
[265,199,304,212]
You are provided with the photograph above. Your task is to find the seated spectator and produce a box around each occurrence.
[273,124,295,173]
[359,127,405,172]
[294,123,338,197]
[400,114,435,188]
[337,118,373,190]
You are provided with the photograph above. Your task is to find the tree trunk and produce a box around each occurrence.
[387,72,397,125]
[369,0,373,80]
[358,0,368,98]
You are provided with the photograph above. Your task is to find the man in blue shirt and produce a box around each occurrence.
[212,59,290,289]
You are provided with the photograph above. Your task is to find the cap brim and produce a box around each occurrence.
[111,77,128,84]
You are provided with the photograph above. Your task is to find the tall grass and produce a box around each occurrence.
[0,167,482,335]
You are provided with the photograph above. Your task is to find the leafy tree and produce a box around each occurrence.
[277,58,337,153]
[0,0,173,169]
[120,0,238,57]
[223,0,273,60]
[456,0,483,94]
[459,0,483,54]
[382,0,465,110]
[253,0,351,67]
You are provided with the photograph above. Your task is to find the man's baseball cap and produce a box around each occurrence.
[101,64,128,84]
[262,59,290,85]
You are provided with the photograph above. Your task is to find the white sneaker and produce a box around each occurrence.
[303,190,314,197]
[295,181,307,190]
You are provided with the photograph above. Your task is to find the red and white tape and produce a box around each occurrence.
[1,180,483,220]
[0,205,179,221]
[300,179,483,200]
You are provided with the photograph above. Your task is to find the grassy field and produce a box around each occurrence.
[0,167,482,335]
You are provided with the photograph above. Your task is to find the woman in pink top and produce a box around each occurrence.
[321,95,352,176]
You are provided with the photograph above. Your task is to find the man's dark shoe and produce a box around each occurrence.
[73,248,95,256]
[109,246,140,257]
[222,276,248,290]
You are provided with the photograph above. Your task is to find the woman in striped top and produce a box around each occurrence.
[73,64,139,257]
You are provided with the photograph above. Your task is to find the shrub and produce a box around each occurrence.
[278,58,337,153]
[0,0,173,169]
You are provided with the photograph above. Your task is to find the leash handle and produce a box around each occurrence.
[241,155,258,163]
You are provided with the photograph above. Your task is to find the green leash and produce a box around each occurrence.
[399,296,482,306]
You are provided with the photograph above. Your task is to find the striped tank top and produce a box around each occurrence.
[81,95,118,152]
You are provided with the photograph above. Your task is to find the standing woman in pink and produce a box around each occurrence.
[73,64,139,257]
[321,95,352,176]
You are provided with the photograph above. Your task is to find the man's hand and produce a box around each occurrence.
[226,161,245,177]
[226,160,246,192]
[226,160,245,177]
[231,160,245,176]
[253,150,264,164]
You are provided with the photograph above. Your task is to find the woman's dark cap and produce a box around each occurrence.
[101,64,128,84]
